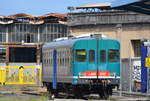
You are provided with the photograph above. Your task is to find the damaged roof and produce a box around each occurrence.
[0,13,67,24]
[39,13,67,19]
[7,13,67,19]
[0,14,7,18]
[8,13,36,19]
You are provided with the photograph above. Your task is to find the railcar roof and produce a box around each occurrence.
[43,37,115,49]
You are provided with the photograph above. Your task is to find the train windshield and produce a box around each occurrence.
[75,49,86,62]
[108,49,120,62]
[89,50,95,63]
[100,50,106,63]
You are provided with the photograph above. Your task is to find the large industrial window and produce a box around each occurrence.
[75,49,86,62]
[108,49,119,62]
[24,34,34,43]
[89,50,95,63]
[9,47,36,62]
[100,50,106,63]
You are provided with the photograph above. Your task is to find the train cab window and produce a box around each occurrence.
[108,49,119,62]
[89,50,95,63]
[100,50,106,63]
[75,49,86,62]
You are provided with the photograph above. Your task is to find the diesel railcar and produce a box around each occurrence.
[42,34,120,99]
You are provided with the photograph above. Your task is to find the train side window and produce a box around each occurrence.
[108,49,119,62]
[100,50,106,63]
[47,52,48,65]
[49,51,51,66]
[57,50,59,66]
[89,50,95,63]
[75,49,86,62]
[64,49,66,66]
[47,52,49,65]
[43,52,45,65]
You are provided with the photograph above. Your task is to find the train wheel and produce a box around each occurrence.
[103,90,109,100]
[48,89,58,100]
[98,83,109,99]
[49,93,55,100]
[46,84,58,100]
[99,89,109,99]
[108,86,112,95]
[73,86,84,99]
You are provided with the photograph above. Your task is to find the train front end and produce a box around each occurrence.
[72,37,120,98]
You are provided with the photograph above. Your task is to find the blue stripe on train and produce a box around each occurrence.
[53,50,57,89]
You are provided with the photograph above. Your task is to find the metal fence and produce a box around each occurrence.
[121,57,141,92]
[0,65,41,85]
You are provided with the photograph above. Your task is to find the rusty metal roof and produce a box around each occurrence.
[8,13,37,18]
[0,14,7,18]
[4,13,67,19]
[39,13,67,19]
[0,13,67,24]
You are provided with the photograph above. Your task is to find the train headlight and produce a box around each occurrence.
[110,72,116,77]
[79,71,86,76]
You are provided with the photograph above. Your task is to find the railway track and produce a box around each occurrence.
[17,90,150,101]
[0,86,149,101]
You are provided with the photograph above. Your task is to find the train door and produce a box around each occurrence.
[87,39,107,79]
[87,40,98,76]
[98,40,108,77]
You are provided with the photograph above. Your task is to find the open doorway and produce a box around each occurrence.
[131,40,141,57]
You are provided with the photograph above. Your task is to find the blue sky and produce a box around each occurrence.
[0,0,138,16]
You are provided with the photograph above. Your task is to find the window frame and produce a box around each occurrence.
[108,49,120,62]
[89,50,95,63]
[75,49,87,62]
[100,50,106,63]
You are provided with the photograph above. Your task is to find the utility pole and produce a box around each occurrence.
[116,24,122,96]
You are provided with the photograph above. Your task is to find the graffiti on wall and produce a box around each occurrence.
[132,60,141,82]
